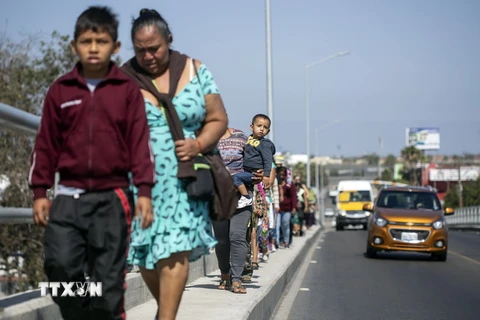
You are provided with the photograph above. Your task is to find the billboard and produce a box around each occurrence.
[429,166,480,182]
[393,163,404,180]
[406,127,440,150]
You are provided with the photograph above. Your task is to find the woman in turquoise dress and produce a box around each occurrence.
[124,9,228,320]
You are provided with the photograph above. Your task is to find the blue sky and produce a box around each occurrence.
[1,0,479,157]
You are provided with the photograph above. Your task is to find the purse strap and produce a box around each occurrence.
[192,59,201,85]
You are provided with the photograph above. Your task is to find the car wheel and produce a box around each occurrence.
[432,250,447,262]
[362,224,368,230]
[336,224,343,231]
[365,242,377,258]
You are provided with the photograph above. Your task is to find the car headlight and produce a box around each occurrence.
[364,211,371,216]
[339,210,347,216]
[375,217,387,227]
[432,220,444,229]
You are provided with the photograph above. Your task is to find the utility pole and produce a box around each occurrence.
[377,136,383,179]
[457,160,463,208]
[320,164,325,227]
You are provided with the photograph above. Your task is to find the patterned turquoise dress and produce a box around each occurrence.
[128,63,219,269]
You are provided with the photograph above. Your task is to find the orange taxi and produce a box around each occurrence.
[363,186,454,261]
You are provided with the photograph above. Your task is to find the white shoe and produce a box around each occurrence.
[237,196,253,208]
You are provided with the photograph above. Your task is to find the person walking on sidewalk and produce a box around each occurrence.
[277,167,298,248]
[212,127,263,294]
[266,163,280,254]
[29,6,155,320]
[121,9,228,320]
[294,175,309,236]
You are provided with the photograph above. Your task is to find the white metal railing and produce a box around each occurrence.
[0,102,40,224]
[445,206,480,229]
[0,208,34,224]
[2,101,480,229]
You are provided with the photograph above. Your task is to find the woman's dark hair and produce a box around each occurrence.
[131,9,172,43]
[74,6,119,42]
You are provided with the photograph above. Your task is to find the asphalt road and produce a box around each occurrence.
[274,221,480,320]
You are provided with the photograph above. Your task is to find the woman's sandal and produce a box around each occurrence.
[218,279,231,290]
[252,262,259,270]
[231,281,247,294]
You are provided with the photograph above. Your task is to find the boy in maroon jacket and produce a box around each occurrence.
[29,6,155,320]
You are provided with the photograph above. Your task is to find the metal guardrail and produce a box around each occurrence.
[446,206,480,230]
[0,102,40,135]
[2,101,480,229]
[0,102,40,224]
[0,208,34,224]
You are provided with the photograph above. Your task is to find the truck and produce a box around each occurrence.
[334,180,374,231]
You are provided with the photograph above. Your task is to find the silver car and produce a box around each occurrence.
[324,208,335,217]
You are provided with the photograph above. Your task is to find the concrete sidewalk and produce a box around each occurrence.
[127,225,322,320]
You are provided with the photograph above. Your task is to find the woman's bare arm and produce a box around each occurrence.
[194,60,227,152]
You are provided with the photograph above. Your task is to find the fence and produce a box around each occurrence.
[445,205,480,230]
[0,102,40,224]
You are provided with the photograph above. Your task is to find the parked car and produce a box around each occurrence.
[324,208,335,217]
[363,185,454,261]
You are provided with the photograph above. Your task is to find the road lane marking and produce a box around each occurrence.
[299,288,310,291]
[310,260,317,263]
[316,246,322,249]
[272,231,323,320]
[449,250,480,266]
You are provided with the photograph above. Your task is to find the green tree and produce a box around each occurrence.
[443,179,480,209]
[384,154,397,170]
[381,168,394,181]
[292,162,306,183]
[364,153,380,166]
[400,146,424,185]
[463,153,475,161]
[0,32,77,294]
[291,162,328,188]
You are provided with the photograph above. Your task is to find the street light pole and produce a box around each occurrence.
[314,127,320,214]
[265,0,274,142]
[314,120,341,226]
[305,51,350,188]
[320,163,325,226]
[305,66,311,186]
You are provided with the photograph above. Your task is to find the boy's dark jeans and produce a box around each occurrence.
[43,188,133,320]
[232,171,254,187]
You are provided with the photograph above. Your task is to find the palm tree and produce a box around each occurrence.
[401,146,423,185]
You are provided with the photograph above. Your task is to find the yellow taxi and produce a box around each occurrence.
[363,186,454,261]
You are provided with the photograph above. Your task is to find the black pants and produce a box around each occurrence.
[43,188,133,320]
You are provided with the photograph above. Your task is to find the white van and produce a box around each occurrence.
[335,180,374,230]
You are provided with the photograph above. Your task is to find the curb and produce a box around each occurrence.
[245,225,323,320]
[1,225,323,320]
[0,253,219,320]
